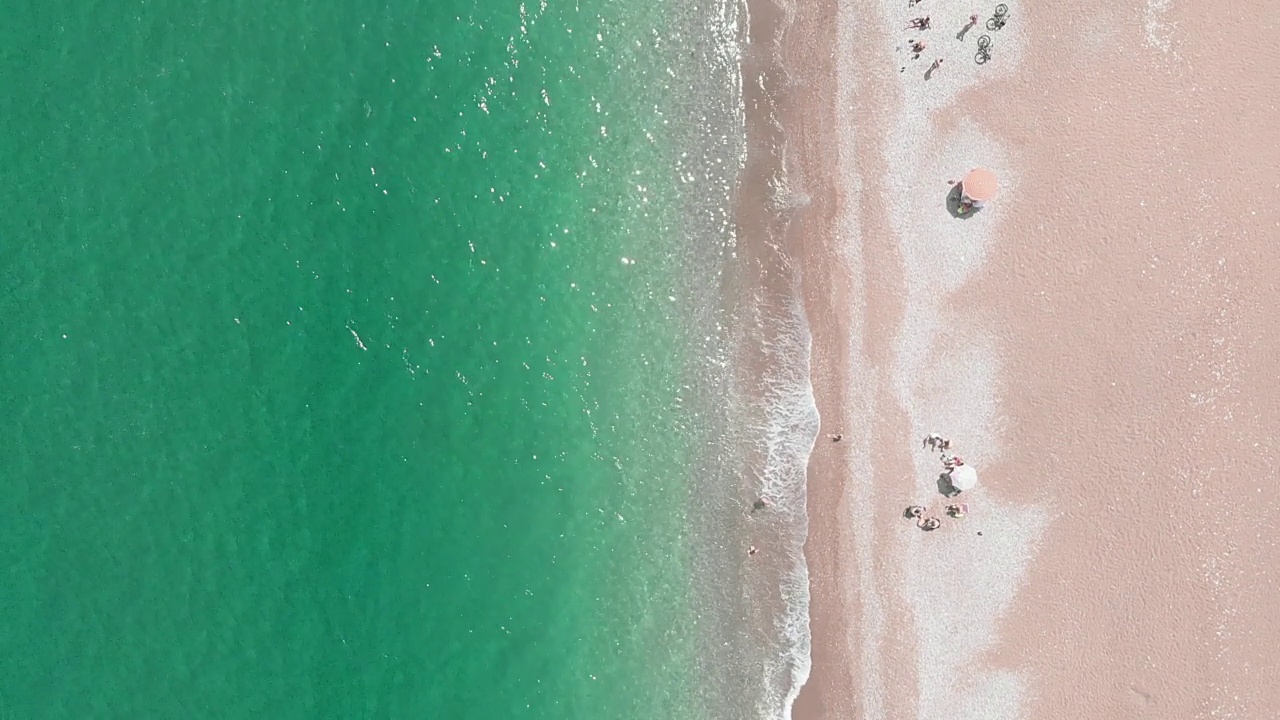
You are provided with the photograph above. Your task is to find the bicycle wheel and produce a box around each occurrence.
[995,3,1008,15]
[986,17,1002,30]
[978,34,992,50]
[975,50,989,65]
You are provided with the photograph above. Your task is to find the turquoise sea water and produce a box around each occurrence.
[0,1,776,717]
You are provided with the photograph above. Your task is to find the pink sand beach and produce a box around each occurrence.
[742,0,1280,716]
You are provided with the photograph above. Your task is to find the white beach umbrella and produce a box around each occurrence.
[949,465,978,492]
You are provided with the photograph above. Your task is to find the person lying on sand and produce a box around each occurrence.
[906,505,926,518]
[748,545,759,556]
[917,517,941,531]
[946,503,968,518]
[909,40,927,56]
[829,433,843,442]
[906,16,930,30]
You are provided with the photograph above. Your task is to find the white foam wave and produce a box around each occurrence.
[753,295,819,720]
[668,0,817,714]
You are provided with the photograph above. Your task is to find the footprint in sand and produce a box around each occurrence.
[1128,685,1154,708]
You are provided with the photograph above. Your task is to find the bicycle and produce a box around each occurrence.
[975,34,992,64]
[986,3,1009,30]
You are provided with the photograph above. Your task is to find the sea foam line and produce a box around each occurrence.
[755,293,819,720]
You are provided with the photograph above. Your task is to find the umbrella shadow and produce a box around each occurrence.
[936,472,962,497]
[945,183,981,219]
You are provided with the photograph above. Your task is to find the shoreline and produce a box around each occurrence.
[782,0,882,713]
[690,0,824,714]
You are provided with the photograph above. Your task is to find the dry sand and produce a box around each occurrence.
[772,0,1280,717]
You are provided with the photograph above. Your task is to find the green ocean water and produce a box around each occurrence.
[0,1,737,717]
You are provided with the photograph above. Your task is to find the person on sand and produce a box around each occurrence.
[924,433,942,450]
[906,505,926,519]
[909,40,926,58]
[918,517,941,531]
[946,503,968,518]
[748,545,760,556]
[906,16,930,30]
[829,433,843,443]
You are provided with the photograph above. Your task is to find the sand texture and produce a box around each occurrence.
[773,0,1280,716]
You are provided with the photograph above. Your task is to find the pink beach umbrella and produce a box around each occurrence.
[960,168,998,206]
[949,464,978,492]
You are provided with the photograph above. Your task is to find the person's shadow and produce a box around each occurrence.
[945,183,978,219]
[957,21,977,41]
[936,472,962,497]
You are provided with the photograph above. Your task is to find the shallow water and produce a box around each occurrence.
[0,0,820,717]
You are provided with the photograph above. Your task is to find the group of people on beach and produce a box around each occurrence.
[925,433,967,473]
[901,3,995,77]
[902,3,940,69]
[906,501,968,531]
[907,433,972,532]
